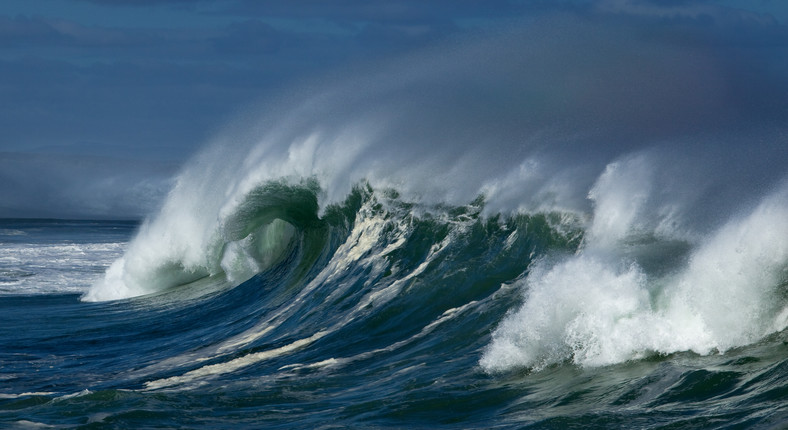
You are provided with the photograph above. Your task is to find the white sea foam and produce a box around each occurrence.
[0,242,126,296]
[144,331,328,390]
[12,420,55,429]
[481,161,788,372]
[0,392,56,399]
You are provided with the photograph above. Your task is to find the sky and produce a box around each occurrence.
[1,0,787,218]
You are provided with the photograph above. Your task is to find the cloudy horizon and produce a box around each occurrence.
[2,0,787,219]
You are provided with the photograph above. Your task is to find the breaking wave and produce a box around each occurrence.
[84,17,788,375]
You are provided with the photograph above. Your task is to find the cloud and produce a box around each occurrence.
[0,152,176,219]
[211,20,282,55]
[596,0,782,25]
[0,15,158,49]
[74,0,198,6]
[213,0,524,22]
[1,0,787,218]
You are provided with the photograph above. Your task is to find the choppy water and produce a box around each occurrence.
[1,182,787,428]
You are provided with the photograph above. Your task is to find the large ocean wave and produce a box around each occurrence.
[84,169,788,377]
[4,14,788,428]
[83,17,788,378]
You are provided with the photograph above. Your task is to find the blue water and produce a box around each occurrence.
[1,183,787,428]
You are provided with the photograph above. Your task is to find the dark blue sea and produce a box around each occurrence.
[4,22,788,425]
[1,178,787,428]
[2,5,788,428]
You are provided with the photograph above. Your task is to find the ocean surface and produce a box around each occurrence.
[3,19,788,427]
[1,181,787,428]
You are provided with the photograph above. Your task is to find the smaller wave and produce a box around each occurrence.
[0,242,126,295]
[0,269,35,283]
[0,229,27,237]
[481,167,788,372]
[0,392,56,399]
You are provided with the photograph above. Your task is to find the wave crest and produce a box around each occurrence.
[83,180,325,301]
[481,173,788,372]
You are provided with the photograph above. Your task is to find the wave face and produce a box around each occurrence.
[85,15,788,368]
[29,15,787,427]
[85,157,788,374]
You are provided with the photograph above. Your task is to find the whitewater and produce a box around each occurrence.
[3,17,788,428]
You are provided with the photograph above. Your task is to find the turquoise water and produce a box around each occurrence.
[1,184,787,428]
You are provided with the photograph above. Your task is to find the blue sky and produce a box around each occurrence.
[1,0,787,218]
